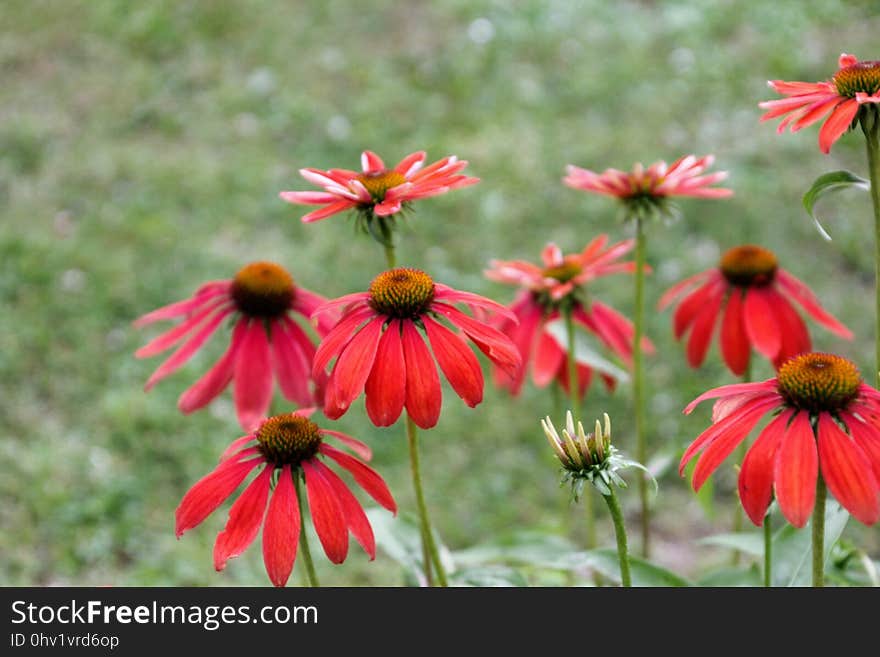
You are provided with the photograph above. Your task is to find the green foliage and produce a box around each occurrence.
[802,170,871,240]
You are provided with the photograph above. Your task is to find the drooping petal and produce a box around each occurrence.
[270,319,312,407]
[432,303,521,378]
[234,320,274,431]
[324,316,384,419]
[136,298,232,358]
[532,327,565,387]
[497,296,543,395]
[361,150,385,174]
[818,98,859,154]
[175,457,262,537]
[673,277,724,339]
[743,287,781,360]
[684,379,779,414]
[401,320,442,429]
[685,285,724,368]
[817,414,880,525]
[177,318,247,414]
[311,306,375,377]
[301,200,358,223]
[132,282,230,327]
[842,411,880,483]
[432,284,518,323]
[219,436,256,462]
[774,411,818,528]
[424,316,484,407]
[213,466,273,571]
[738,409,794,526]
[311,460,375,559]
[690,399,777,490]
[775,269,853,339]
[768,288,811,367]
[320,429,372,462]
[658,270,712,310]
[143,307,235,391]
[301,459,348,564]
[720,288,750,376]
[319,444,397,512]
[262,465,300,587]
[364,320,406,426]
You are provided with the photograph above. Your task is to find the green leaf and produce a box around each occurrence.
[366,509,454,585]
[545,320,630,383]
[585,549,692,587]
[771,500,849,587]
[802,170,870,241]
[453,530,577,569]
[449,566,529,587]
[698,564,762,587]
[699,531,764,558]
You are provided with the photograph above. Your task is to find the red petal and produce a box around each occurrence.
[312,460,375,559]
[431,303,521,378]
[532,327,565,387]
[424,316,484,407]
[768,289,811,368]
[673,277,723,339]
[325,315,383,418]
[234,320,274,431]
[320,429,372,461]
[690,399,776,490]
[270,320,312,407]
[262,465,300,587]
[658,270,712,311]
[401,320,442,429]
[775,270,853,339]
[720,288,750,376]
[177,318,247,414]
[319,444,397,512]
[136,298,231,358]
[364,320,406,426]
[842,411,880,483]
[133,283,229,327]
[685,286,723,368]
[175,457,261,537]
[743,287,781,360]
[818,98,859,154]
[774,411,818,528]
[738,409,793,525]
[301,459,349,564]
[213,466,272,571]
[311,306,375,377]
[818,414,880,525]
[498,296,542,395]
[361,150,385,174]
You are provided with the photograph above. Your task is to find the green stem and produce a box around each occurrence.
[812,475,827,588]
[863,114,880,387]
[564,306,595,549]
[603,489,632,587]
[763,512,772,588]
[406,415,447,587]
[294,472,319,587]
[632,216,649,557]
[383,243,397,269]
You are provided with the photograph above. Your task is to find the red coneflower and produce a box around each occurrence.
[279,150,479,224]
[563,154,732,219]
[485,238,651,399]
[312,268,521,429]
[175,411,396,587]
[135,262,334,431]
[659,244,852,375]
[759,54,880,154]
[681,352,880,528]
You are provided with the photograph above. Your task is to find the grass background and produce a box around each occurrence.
[2,0,878,586]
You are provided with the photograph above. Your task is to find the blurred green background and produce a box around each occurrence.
[2,0,878,586]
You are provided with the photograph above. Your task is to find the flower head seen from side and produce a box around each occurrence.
[542,411,649,500]
[563,154,732,220]
[680,352,880,528]
[135,262,335,431]
[659,244,853,375]
[759,54,880,154]
[485,237,652,400]
[279,150,479,230]
[312,267,521,430]
[175,411,397,587]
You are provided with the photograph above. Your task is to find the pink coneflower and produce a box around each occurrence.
[311,268,521,429]
[659,245,852,375]
[279,150,479,224]
[759,54,880,154]
[485,238,651,399]
[175,411,396,587]
[135,262,334,431]
[564,154,732,218]
[681,353,880,528]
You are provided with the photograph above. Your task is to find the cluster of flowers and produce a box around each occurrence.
[135,53,880,586]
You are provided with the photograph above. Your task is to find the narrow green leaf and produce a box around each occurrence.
[366,509,455,584]
[698,564,762,587]
[545,320,630,383]
[802,170,870,241]
[584,549,692,587]
[449,566,529,587]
